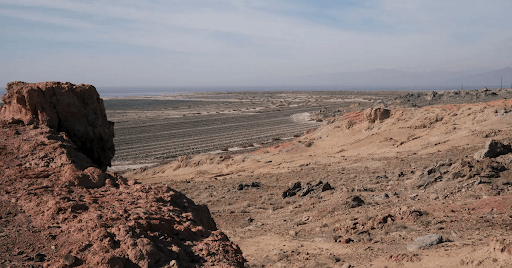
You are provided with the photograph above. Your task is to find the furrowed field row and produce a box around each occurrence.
[110,104,337,162]
[113,124,311,161]
[113,117,301,146]
[111,105,328,129]
[113,120,312,152]
[113,119,310,151]
[114,122,312,156]
[113,109,319,135]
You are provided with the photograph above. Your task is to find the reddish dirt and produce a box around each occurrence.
[0,122,244,268]
[0,82,245,268]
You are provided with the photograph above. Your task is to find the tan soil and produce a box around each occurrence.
[126,98,512,267]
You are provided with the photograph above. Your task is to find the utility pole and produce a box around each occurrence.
[501,77,503,90]
[461,83,463,90]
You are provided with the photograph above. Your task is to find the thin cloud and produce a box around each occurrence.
[0,0,511,86]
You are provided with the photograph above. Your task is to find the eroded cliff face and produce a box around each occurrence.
[0,81,115,171]
[0,82,245,268]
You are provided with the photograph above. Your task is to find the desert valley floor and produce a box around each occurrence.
[110,88,512,267]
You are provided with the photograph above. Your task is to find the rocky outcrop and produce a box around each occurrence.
[0,82,245,267]
[0,81,114,171]
[282,181,334,198]
[363,107,391,123]
[474,140,512,160]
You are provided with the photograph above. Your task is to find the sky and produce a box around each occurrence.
[0,0,511,87]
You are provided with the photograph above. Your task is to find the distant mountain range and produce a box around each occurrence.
[294,67,512,89]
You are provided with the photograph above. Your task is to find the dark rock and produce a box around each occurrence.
[376,174,388,180]
[237,184,245,191]
[300,182,322,197]
[283,181,334,198]
[62,253,77,266]
[106,256,125,268]
[282,182,302,198]
[321,182,333,192]
[34,253,46,262]
[379,214,394,224]
[346,196,365,208]
[70,203,89,212]
[238,182,261,191]
[474,140,512,160]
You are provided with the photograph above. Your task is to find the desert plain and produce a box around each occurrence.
[118,88,512,267]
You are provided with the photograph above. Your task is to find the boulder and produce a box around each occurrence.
[406,234,443,251]
[346,196,365,208]
[473,140,512,160]
[0,81,115,171]
[363,107,391,123]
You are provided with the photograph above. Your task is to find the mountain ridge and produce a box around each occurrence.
[294,67,512,88]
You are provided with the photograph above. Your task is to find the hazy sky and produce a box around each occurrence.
[1,0,511,87]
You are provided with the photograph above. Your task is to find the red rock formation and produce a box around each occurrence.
[0,81,115,171]
[0,82,245,267]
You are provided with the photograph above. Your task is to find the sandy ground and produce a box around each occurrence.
[125,92,512,267]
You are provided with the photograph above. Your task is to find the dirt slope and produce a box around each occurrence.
[0,82,245,268]
[126,98,512,267]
